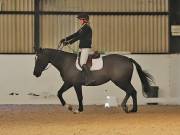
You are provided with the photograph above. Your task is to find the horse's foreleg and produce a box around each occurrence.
[74,85,83,113]
[57,82,73,106]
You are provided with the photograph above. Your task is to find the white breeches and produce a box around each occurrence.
[80,48,91,67]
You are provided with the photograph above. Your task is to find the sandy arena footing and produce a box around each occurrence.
[0,105,180,135]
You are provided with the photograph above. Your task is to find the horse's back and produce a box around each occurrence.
[103,54,131,64]
[103,54,133,81]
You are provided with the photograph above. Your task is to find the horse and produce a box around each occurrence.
[33,48,153,113]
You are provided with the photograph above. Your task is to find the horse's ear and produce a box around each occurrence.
[34,47,43,54]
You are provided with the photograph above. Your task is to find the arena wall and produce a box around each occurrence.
[0,54,179,105]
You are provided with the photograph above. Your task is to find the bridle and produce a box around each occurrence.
[34,54,50,71]
[34,41,64,72]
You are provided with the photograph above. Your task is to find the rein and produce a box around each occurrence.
[35,41,77,72]
[44,42,65,71]
[57,41,64,50]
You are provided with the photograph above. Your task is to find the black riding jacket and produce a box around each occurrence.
[65,23,92,48]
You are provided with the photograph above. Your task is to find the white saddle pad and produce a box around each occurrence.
[76,57,103,71]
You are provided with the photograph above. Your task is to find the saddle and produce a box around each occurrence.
[78,51,100,68]
[76,51,103,71]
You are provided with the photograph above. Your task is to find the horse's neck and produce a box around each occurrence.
[48,50,77,81]
[49,50,75,71]
[49,51,65,70]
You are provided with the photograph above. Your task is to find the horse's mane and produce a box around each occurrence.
[43,48,77,58]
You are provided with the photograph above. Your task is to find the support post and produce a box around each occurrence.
[34,0,40,52]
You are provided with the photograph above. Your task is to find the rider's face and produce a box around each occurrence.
[79,19,84,25]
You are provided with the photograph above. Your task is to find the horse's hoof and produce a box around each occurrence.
[129,108,137,113]
[122,106,129,113]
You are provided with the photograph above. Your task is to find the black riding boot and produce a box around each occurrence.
[82,64,95,85]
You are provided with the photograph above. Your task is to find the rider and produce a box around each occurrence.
[60,12,95,85]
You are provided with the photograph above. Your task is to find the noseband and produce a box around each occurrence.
[34,54,50,72]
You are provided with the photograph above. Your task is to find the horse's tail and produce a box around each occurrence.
[129,58,154,97]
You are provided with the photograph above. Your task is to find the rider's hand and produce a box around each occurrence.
[63,41,69,46]
[60,38,65,43]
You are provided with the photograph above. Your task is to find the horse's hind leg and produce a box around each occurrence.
[113,81,137,113]
[129,84,137,112]
[121,93,130,113]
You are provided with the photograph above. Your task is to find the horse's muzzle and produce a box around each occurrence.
[33,71,41,77]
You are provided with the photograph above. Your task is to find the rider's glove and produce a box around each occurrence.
[60,38,66,43]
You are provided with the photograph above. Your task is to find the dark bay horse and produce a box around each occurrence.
[33,48,153,113]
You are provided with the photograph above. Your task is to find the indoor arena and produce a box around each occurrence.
[0,0,180,135]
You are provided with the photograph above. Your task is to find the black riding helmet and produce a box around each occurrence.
[77,13,89,21]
